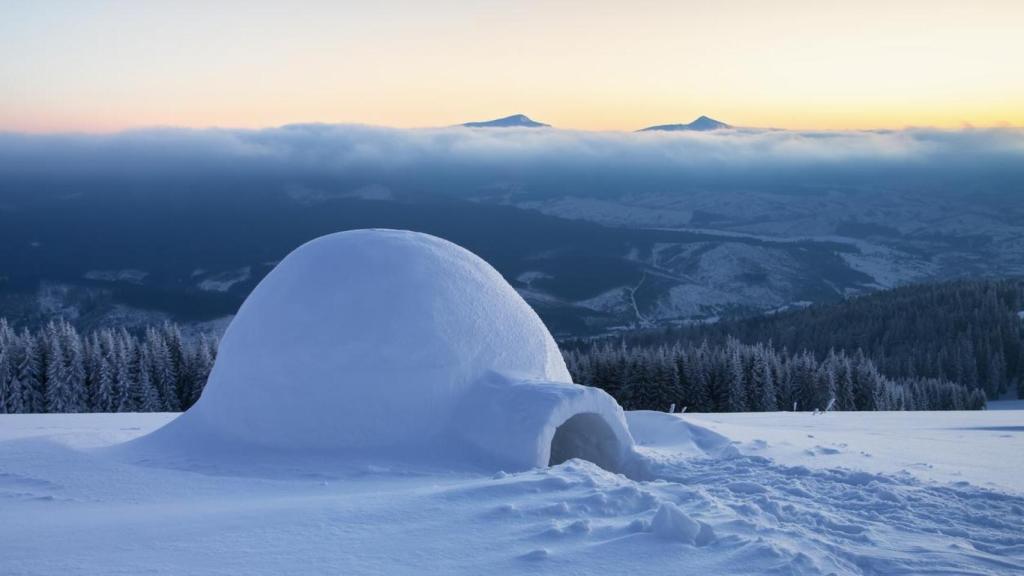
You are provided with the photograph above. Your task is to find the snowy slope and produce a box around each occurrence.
[1,410,1022,575]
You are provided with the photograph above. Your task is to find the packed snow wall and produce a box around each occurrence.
[146,229,635,472]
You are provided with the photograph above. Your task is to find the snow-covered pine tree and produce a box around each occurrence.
[650,349,680,411]
[968,388,987,410]
[622,350,654,410]
[91,330,117,412]
[59,321,87,412]
[0,319,14,413]
[16,330,44,412]
[683,345,712,412]
[830,352,856,411]
[43,322,73,413]
[791,352,820,412]
[133,346,162,412]
[160,323,187,408]
[147,328,179,411]
[815,356,837,412]
[0,327,24,413]
[5,349,27,414]
[0,347,10,414]
[83,333,103,410]
[724,341,748,412]
[851,351,878,411]
[186,334,216,406]
[752,346,777,412]
[112,329,134,412]
[0,320,11,412]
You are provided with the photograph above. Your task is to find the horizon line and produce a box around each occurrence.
[2,117,1021,136]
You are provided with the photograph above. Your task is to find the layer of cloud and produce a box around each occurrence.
[2,125,1023,195]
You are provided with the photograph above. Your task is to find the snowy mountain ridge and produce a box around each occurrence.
[461,114,550,128]
[640,115,731,132]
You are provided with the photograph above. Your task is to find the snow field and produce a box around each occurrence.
[685,408,1024,492]
[2,230,1021,574]
[1,409,1022,575]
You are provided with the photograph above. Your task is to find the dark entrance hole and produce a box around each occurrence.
[548,412,622,473]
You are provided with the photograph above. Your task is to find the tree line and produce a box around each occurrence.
[0,319,216,414]
[562,338,986,413]
[593,279,1024,399]
[2,280,1000,415]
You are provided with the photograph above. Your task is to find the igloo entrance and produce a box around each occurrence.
[548,412,624,472]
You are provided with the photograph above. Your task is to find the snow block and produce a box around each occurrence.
[650,502,716,546]
[152,229,635,472]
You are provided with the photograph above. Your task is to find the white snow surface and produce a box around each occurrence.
[1,409,1022,575]
[684,410,1024,493]
[146,229,631,473]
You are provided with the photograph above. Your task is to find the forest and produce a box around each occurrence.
[563,338,984,413]
[0,306,988,414]
[0,319,215,414]
[578,279,1024,400]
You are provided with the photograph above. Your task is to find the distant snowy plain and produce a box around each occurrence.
[1,408,1022,575]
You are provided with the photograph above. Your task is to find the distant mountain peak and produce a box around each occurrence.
[461,114,550,128]
[640,116,731,132]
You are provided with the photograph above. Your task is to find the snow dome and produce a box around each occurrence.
[168,229,634,473]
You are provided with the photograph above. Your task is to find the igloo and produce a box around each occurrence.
[163,229,634,473]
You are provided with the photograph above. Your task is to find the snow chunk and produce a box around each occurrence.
[149,230,634,472]
[650,502,716,545]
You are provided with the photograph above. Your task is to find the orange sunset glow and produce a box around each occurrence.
[2,0,1022,133]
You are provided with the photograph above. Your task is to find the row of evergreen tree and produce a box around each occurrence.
[562,339,986,413]
[0,307,989,414]
[0,319,217,414]
[589,279,1024,398]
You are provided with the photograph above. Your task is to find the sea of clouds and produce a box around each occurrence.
[2,125,1022,195]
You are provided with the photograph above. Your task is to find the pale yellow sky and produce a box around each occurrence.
[1,0,1021,132]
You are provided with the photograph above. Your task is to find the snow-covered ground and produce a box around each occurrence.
[4,231,1022,573]
[685,409,1024,493]
[2,409,1021,575]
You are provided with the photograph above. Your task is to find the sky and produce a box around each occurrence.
[1,0,1022,133]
